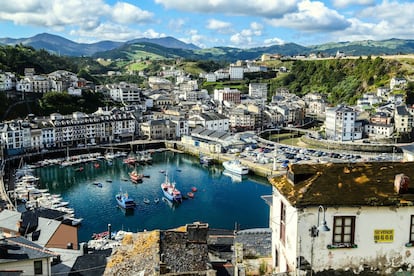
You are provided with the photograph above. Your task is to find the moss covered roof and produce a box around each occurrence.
[268,161,414,208]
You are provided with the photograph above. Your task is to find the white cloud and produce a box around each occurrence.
[70,24,163,42]
[179,29,208,48]
[264,37,285,46]
[111,2,154,24]
[328,1,414,43]
[266,0,350,32]
[332,0,375,8]
[206,19,233,34]
[168,18,186,30]
[229,22,264,48]
[0,0,154,33]
[154,0,299,18]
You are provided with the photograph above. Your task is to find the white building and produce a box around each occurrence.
[266,162,414,275]
[229,65,244,80]
[0,236,54,276]
[188,112,229,132]
[213,88,241,105]
[16,75,51,93]
[0,72,15,91]
[0,121,31,154]
[325,105,362,141]
[248,83,268,99]
[390,77,407,90]
[205,73,217,82]
[108,83,141,103]
[214,69,229,80]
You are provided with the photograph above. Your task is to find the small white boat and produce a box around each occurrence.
[222,159,249,175]
[143,198,150,204]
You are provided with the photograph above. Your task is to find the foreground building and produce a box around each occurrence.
[266,162,414,275]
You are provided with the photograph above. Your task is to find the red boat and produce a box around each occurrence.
[191,187,197,192]
[94,163,100,168]
[129,170,143,182]
[187,192,194,198]
[123,157,136,165]
[92,231,109,240]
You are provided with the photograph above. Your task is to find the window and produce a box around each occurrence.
[333,216,355,244]
[34,260,43,275]
[280,202,286,244]
[409,215,414,243]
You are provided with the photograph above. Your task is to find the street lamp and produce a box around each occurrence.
[308,205,330,276]
[309,205,330,237]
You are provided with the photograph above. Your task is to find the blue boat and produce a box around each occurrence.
[115,190,136,209]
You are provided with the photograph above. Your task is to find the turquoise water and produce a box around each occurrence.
[35,151,271,242]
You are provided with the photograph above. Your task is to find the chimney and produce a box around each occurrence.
[394,173,409,194]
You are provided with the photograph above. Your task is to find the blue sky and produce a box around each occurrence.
[0,0,413,48]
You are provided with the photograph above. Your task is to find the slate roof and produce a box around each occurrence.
[0,209,21,232]
[69,249,110,276]
[26,217,60,247]
[269,162,414,208]
[0,236,55,264]
[396,105,410,116]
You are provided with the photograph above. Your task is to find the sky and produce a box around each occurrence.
[0,0,413,49]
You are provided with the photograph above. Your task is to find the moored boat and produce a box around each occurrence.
[115,190,136,209]
[129,170,143,182]
[187,192,194,198]
[222,159,249,175]
[160,172,182,203]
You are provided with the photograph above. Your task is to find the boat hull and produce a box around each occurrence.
[222,160,249,175]
[116,194,136,209]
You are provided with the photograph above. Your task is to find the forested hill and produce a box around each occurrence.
[271,57,412,105]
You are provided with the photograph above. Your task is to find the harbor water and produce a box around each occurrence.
[34,151,272,242]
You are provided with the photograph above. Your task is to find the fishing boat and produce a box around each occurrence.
[154,197,160,204]
[123,157,136,165]
[222,159,249,175]
[129,169,143,182]
[160,172,182,203]
[115,190,136,209]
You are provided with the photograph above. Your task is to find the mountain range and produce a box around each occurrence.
[1,33,414,62]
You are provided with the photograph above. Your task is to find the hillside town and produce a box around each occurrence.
[0,60,411,157]
[2,57,414,276]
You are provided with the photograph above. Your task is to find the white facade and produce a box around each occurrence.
[16,76,51,93]
[390,77,407,90]
[108,83,141,103]
[270,195,414,274]
[229,66,244,80]
[268,162,414,275]
[0,258,52,276]
[188,112,229,132]
[325,105,362,141]
[365,123,394,139]
[205,73,217,82]
[0,72,15,91]
[248,83,268,99]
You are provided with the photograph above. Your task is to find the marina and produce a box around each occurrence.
[32,150,271,242]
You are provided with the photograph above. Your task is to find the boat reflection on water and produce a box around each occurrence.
[222,169,247,183]
[162,197,179,210]
[117,206,135,216]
